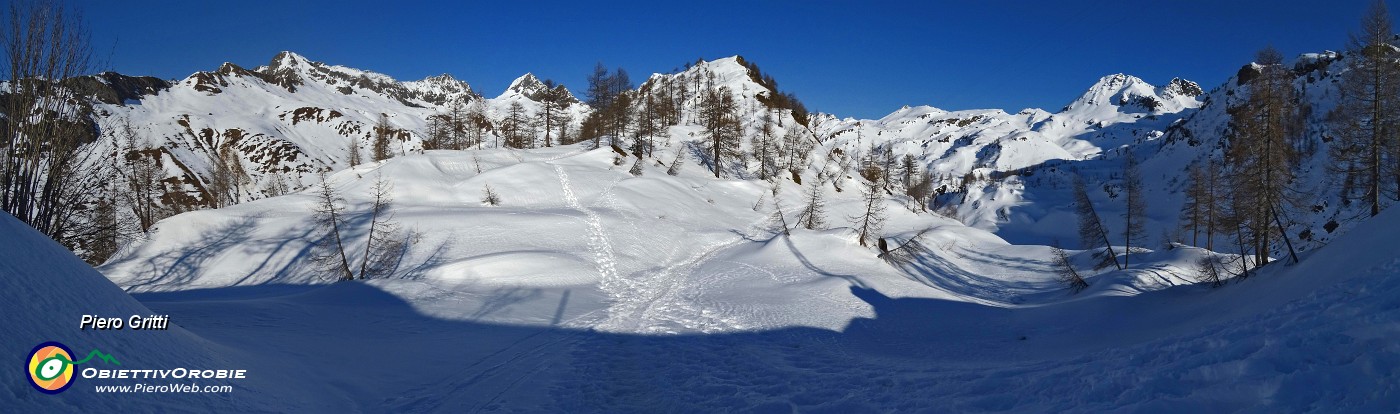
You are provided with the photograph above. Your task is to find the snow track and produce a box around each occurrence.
[550,155,765,333]
[606,233,751,333]
[552,164,628,323]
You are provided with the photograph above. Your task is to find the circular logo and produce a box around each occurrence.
[27,342,75,394]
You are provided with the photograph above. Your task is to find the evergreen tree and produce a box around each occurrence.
[581,63,634,146]
[85,184,122,265]
[608,92,634,147]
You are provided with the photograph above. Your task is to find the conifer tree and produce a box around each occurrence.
[1329,0,1400,217]
[1122,152,1147,268]
[1194,255,1225,288]
[667,151,685,176]
[481,183,501,206]
[796,179,828,230]
[347,137,362,167]
[530,80,573,148]
[1050,241,1089,292]
[850,179,888,247]
[449,101,470,150]
[114,118,168,233]
[700,86,742,178]
[372,113,394,162]
[1180,160,1224,249]
[358,174,404,280]
[1073,175,1121,270]
[768,197,792,236]
[501,101,533,149]
[1227,47,1304,265]
[209,141,249,208]
[754,111,780,180]
[311,172,354,281]
[430,114,449,150]
[900,154,919,190]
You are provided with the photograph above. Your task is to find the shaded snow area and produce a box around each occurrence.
[5,144,1396,412]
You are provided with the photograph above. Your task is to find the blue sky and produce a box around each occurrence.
[88,1,1392,119]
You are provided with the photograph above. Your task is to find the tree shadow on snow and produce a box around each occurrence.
[125,268,1316,413]
[128,282,1018,412]
[115,214,262,291]
[881,236,1043,304]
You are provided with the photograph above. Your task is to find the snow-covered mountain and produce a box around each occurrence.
[6,46,1398,411]
[23,45,1376,271]
[927,51,1358,257]
[809,73,1201,178]
[81,51,589,211]
[55,49,1374,266]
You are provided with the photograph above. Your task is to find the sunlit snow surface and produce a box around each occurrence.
[4,54,1396,412]
[0,144,1379,412]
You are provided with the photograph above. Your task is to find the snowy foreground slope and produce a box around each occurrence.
[0,213,342,412]
[24,142,1386,411]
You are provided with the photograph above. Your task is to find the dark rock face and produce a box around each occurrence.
[63,73,170,105]
[1236,64,1262,86]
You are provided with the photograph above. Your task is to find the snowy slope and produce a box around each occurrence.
[84,141,1400,411]
[37,49,1364,259]
[0,212,340,412]
[10,49,1399,411]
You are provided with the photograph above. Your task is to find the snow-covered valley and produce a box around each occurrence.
[3,37,1399,412]
[3,137,1396,411]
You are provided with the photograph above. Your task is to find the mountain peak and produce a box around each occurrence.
[506,73,544,94]
[497,72,577,103]
[421,73,457,82]
[267,51,312,72]
[1161,77,1203,98]
[1063,73,1200,114]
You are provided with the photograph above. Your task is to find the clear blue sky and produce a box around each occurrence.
[86,0,1393,119]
